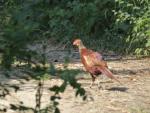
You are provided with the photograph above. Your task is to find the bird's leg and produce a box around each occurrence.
[97,77,103,89]
[90,74,96,88]
[97,78,101,89]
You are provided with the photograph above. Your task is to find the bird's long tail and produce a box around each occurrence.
[98,66,122,85]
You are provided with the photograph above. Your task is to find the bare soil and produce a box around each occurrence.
[0,57,150,113]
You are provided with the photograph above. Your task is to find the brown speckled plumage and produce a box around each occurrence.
[73,39,121,87]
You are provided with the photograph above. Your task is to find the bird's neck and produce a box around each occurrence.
[78,43,86,53]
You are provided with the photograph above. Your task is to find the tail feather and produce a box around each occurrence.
[97,66,122,85]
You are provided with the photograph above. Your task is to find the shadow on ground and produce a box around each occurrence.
[111,68,150,76]
[106,86,128,92]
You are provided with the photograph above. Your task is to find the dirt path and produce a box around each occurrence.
[58,58,150,113]
[0,58,150,113]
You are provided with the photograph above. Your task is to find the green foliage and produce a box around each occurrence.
[0,0,150,112]
[0,0,150,69]
[113,0,150,55]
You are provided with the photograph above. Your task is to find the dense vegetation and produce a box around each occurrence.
[0,0,150,64]
[0,0,150,112]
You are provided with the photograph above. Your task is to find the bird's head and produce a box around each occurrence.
[73,39,82,47]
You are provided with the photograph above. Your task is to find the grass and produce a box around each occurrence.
[130,107,150,113]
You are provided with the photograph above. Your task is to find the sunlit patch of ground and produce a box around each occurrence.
[0,58,150,113]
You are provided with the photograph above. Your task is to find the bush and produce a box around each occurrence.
[0,0,149,112]
[0,0,150,66]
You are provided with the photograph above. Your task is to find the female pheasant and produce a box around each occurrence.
[73,39,121,88]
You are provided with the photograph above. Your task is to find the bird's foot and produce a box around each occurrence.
[90,85,93,89]
[90,82,94,89]
[98,84,104,90]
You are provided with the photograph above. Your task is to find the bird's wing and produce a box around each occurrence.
[86,50,103,60]
[82,49,105,67]
[91,51,103,60]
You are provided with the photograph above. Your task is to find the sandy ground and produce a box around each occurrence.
[0,58,150,113]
